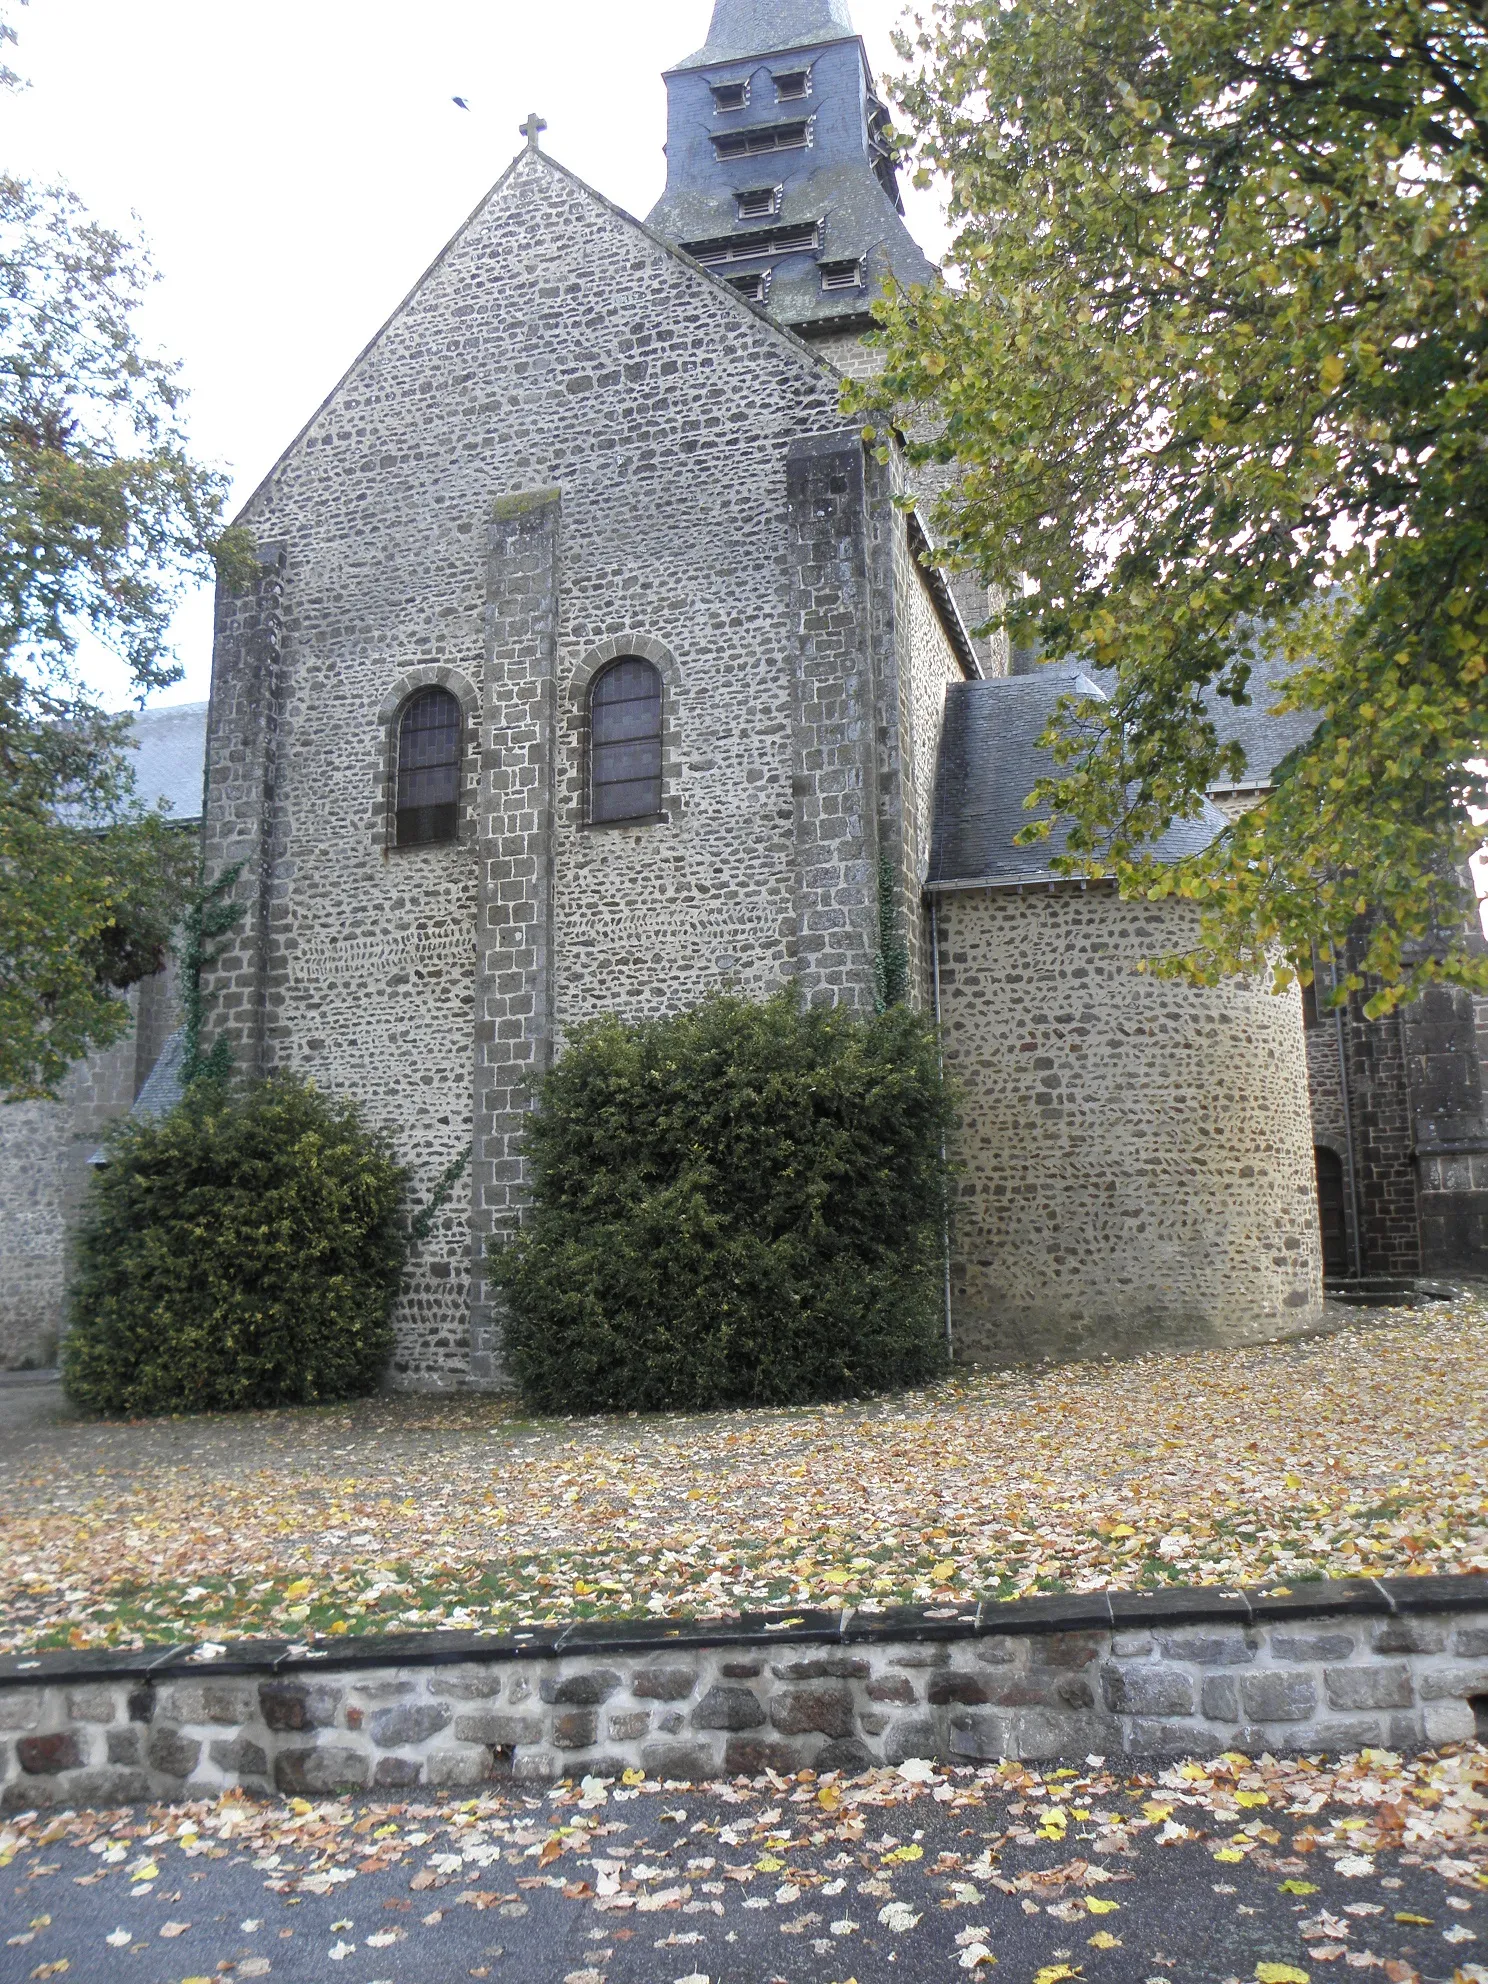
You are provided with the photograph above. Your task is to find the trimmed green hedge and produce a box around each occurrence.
[62,1077,408,1417]
[499,993,953,1414]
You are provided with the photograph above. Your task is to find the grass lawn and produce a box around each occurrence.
[1,1299,1485,1656]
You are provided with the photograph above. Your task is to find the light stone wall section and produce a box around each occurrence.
[891,512,963,1002]
[0,1099,74,1369]
[0,970,178,1370]
[200,153,857,1386]
[935,888,1325,1365]
[3,1602,1483,1808]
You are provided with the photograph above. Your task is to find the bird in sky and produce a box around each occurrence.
[452,96,471,111]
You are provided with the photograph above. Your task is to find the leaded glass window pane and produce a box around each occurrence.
[396,687,462,846]
[591,659,663,824]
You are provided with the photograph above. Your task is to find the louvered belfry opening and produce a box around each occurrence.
[590,658,663,825]
[395,687,463,847]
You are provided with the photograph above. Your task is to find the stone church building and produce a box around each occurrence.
[2,0,1484,1384]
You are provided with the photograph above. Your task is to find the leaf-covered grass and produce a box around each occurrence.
[3,1300,1485,1655]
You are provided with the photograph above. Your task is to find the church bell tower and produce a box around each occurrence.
[647,0,937,340]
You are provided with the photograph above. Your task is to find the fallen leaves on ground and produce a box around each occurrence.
[0,1746,1482,1975]
[1,1301,1485,1653]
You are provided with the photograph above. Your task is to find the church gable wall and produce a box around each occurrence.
[935,888,1323,1366]
[203,153,853,1386]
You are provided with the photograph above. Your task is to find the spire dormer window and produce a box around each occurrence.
[738,186,783,220]
[710,78,750,112]
[713,119,812,160]
[774,69,812,101]
[820,257,864,293]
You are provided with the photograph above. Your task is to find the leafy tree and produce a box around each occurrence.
[857,0,1488,1009]
[1,15,254,1098]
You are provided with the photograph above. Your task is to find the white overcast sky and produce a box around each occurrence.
[3,0,949,712]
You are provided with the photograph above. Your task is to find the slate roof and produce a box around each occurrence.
[674,0,856,68]
[132,1029,188,1121]
[656,164,939,336]
[1205,645,1321,791]
[650,1,938,335]
[926,674,1229,892]
[121,702,208,824]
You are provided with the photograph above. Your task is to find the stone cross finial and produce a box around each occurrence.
[522,111,548,152]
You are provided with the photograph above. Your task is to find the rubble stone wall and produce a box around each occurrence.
[935,887,1324,1365]
[0,969,178,1370]
[199,153,853,1386]
[3,1583,1483,1808]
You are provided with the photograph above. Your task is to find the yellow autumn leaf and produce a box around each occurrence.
[883,1844,923,1863]
[1279,1881,1318,1896]
[131,1863,159,1882]
[1320,353,1346,389]
[1142,1802,1173,1822]
[1256,1967,1310,1984]
[1088,1931,1121,1949]
[621,1768,645,1786]
[757,1855,785,1872]
[1284,1473,1303,1489]
[1109,1524,1136,1538]
[1086,1896,1119,1914]
[1034,1967,1082,1984]
[929,1560,957,1583]
[817,1785,842,1810]
[283,1579,313,1600]
[1235,1792,1269,1808]
[1395,1913,1433,1926]
[1213,1848,1246,1863]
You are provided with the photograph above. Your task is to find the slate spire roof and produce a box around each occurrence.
[677,0,857,68]
[649,0,937,336]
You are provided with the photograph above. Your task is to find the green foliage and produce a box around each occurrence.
[856,0,1488,1011]
[62,1078,409,1418]
[410,1147,473,1248]
[0,155,253,1091]
[0,671,195,1099]
[1,171,239,690]
[499,992,953,1416]
[178,863,245,1088]
[874,854,911,1011]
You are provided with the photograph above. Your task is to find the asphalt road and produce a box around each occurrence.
[4,1788,1481,1984]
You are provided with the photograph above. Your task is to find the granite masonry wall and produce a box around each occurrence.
[199,151,881,1387]
[935,888,1324,1365]
[2,1581,1484,1809]
[0,968,180,1370]
[1403,981,1488,1275]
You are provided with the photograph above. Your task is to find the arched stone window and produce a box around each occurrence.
[590,657,663,825]
[395,686,464,847]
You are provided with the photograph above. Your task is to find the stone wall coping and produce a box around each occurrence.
[4,1573,1485,1692]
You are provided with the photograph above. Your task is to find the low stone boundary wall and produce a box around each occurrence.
[2,1576,1485,1810]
